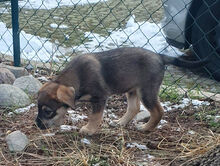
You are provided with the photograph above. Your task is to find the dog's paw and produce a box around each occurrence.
[109,119,127,127]
[79,125,96,136]
[136,123,153,133]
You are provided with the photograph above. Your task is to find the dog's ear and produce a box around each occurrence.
[57,85,75,109]
[38,82,50,97]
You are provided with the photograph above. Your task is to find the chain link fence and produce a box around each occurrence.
[0,0,220,100]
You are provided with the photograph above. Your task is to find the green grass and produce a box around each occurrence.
[194,108,220,130]
[159,85,184,103]
[89,157,109,166]
[0,0,163,48]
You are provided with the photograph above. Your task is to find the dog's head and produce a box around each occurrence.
[36,82,75,129]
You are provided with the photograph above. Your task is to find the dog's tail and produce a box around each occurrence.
[159,53,210,68]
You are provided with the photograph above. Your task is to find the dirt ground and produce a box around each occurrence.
[0,93,219,166]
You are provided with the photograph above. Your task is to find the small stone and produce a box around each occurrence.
[135,110,150,122]
[0,68,16,84]
[5,130,29,152]
[0,64,29,78]
[0,84,31,108]
[13,75,42,96]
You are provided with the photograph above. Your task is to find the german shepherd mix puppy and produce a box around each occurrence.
[36,47,208,135]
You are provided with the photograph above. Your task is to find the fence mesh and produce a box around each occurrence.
[0,0,220,100]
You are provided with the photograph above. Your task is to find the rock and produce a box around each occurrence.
[0,84,31,107]
[13,75,42,96]
[5,130,29,152]
[0,64,28,78]
[135,110,150,122]
[134,103,150,122]
[0,68,16,84]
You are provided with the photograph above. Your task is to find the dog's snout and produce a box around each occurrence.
[35,117,47,130]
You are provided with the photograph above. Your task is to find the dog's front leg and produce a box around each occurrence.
[80,100,106,135]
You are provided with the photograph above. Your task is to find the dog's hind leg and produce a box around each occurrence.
[137,89,164,132]
[115,90,140,126]
[80,98,106,135]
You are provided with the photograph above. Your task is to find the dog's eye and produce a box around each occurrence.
[42,106,55,118]
[45,109,54,117]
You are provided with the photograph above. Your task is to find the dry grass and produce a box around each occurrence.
[1,124,219,166]
[0,127,142,166]
[0,95,219,166]
[156,129,220,165]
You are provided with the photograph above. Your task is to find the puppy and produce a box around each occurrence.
[36,47,208,135]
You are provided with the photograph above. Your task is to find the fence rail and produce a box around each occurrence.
[0,0,220,100]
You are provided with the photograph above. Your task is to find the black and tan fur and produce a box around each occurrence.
[36,47,208,135]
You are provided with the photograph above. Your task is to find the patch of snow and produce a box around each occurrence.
[126,142,147,150]
[126,15,136,28]
[157,119,167,129]
[188,130,195,135]
[214,116,220,123]
[161,98,210,112]
[182,98,191,105]
[176,127,181,132]
[191,99,210,107]
[81,138,91,145]
[42,133,56,137]
[147,154,155,159]
[8,103,35,116]
[53,16,61,20]
[60,125,78,131]
[206,115,212,119]
[140,103,147,111]
[59,24,68,29]
[0,14,183,63]
[0,8,9,14]
[161,101,173,112]
[67,110,87,123]
[74,16,182,57]
[108,113,118,119]
[205,115,220,122]
[19,0,109,9]
[0,22,69,62]
[50,23,58,28]
[50,23,68,29]
[37,76,49,82]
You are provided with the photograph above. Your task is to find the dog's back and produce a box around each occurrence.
[56,47,207,95]
[93,47,165,93]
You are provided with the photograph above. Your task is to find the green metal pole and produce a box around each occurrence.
[11,0,20,66]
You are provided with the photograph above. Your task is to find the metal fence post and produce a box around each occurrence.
[11,0,20,66]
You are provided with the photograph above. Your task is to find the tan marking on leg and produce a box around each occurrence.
[80,111,103,135]
[116,91,140,126]
[137,101,164,132]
